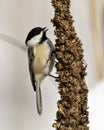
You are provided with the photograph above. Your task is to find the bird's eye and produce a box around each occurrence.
[35,28,41,35]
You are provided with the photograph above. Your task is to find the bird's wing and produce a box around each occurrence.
[28,47,36,91]
[45,39,55,73]
[46,39,54,61]
[47,39,54,53]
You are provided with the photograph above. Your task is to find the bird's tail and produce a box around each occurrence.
[36,83,43,115]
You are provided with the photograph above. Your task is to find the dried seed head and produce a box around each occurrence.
[51,0,89,129]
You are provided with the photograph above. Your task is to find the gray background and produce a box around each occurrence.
[0,0,104,130]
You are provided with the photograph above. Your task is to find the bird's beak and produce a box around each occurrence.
[42,27,48,32]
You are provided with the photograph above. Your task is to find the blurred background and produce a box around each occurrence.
[0,0,104,130]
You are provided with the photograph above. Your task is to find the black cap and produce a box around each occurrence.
[25,27,47,44]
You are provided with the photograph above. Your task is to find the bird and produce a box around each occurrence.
[25,27,55,115]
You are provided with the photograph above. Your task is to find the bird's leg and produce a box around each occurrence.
[49,74,58,78]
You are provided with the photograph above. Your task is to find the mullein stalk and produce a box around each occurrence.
[51,0,89,129]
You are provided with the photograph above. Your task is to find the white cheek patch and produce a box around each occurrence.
[32,32,43,44]
[27,32,43,47]
[27,40,36,47]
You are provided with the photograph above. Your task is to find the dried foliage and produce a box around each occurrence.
[51,0,89,130]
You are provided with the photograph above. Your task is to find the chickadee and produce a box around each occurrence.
[25,27,55,115]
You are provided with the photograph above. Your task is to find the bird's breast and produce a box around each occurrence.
[33,42,50,74]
